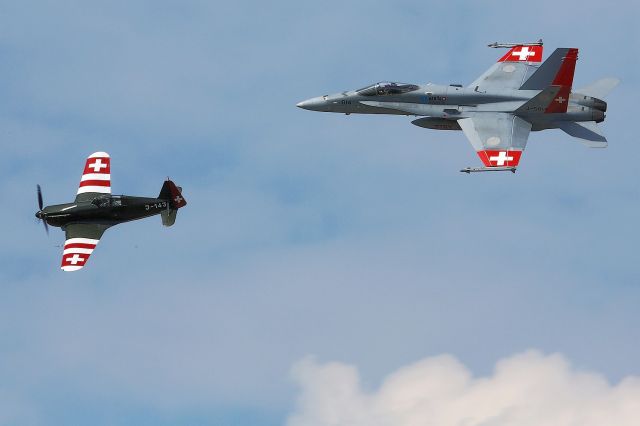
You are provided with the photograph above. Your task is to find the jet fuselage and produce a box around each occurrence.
[297,83,605,129]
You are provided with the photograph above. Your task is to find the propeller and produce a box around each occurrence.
[36,184,49,235]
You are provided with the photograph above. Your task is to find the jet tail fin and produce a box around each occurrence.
[575,78,620,99]
[519,48,578,114]
[520,48,573,90]
[558,121,608,148]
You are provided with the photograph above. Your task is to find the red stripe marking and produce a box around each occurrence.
[551,48,578,87]
[79,180,111,187]
[477,151,491,167]
[64,243,96,250]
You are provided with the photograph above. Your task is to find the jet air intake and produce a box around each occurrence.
[411,117,461,131]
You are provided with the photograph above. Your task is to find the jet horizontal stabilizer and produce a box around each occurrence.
[558,121,608,148]
[460,166,517,174]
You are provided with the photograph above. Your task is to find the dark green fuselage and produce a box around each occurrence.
[37,195,169,229]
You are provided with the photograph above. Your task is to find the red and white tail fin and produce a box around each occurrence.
[159,179,187,209]
[498,45,543,63]
[77,152,111,196]
[545,48,578,113]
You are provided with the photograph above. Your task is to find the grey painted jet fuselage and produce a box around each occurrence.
[297,84,605,130]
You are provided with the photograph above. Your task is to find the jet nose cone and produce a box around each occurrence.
[296,98,314,110]
[296,96,328,111]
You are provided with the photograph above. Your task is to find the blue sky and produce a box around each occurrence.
[1,1,639,425]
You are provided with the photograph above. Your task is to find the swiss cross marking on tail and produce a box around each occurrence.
[555,96,566,104]
[174,195,183,204]
[489,151,513,166]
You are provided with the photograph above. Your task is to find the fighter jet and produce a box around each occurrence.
[297,41,619,173]
[35,152,187,271]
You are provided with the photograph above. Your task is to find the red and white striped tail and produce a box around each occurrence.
[60,238,99,271]
[78,152,111,195]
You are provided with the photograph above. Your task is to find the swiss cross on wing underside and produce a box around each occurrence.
[83,158,110,174]
[477,150,522,167]
[63,253,87,265]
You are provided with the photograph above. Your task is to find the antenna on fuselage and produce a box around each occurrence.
[487,39,543,48]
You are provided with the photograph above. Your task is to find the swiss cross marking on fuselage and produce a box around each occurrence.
[88,159,108,172]
[511,47,535,61]
[489,151,513,166]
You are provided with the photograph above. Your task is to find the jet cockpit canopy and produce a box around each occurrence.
[356,81,419,96]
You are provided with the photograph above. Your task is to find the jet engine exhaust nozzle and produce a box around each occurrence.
[593,98,607,112]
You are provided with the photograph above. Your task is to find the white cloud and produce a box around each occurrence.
[288,351,640,426]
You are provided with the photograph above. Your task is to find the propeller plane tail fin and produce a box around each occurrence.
[159,179,187,227]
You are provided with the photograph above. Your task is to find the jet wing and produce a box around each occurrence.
[60,223,110,271]
[458,114,532,169]
[468,45,543,91]
[75,152,111,203]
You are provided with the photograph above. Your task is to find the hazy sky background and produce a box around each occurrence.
[1,1,639,425]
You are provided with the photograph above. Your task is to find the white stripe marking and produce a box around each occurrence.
[65,238,100,245]
[61,265,83,271]
[63,248,94,255]
[88,152,110,158]
[81,173,110,181]
[77,186,111,194]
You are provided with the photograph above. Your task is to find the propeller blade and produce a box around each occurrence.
[37,184,44,210]
[36,185,48,235]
